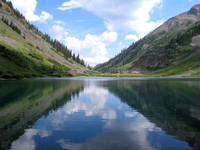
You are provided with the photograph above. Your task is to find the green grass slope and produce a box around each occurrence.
[0,0,88,79]
[0,42,71,78]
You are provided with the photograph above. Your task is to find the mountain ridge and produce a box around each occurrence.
[94,4,200,77]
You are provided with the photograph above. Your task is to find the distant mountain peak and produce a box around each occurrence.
[187,4,200,16]
[154,4,200,33]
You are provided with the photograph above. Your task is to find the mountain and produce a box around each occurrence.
[0,0,88,79]
[95,5,200,77]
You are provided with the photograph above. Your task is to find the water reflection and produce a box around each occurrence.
[64,85,116,119]
[0,78,200,150]
[56,111,160,150]
[105,80,200,149]
[0,79,84,149]
[11,129,52,150]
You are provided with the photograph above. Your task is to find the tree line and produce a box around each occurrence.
[1,16,21,34]
[42,34,86,66]
[0,0,87,67]
[169,21,200,47]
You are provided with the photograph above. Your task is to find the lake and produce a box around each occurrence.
[0,77,200,150]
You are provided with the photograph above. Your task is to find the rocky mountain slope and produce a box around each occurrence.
[95,5,200,77]
[0,0,88,79]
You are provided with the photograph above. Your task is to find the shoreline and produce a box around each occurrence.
[1,76,200,81]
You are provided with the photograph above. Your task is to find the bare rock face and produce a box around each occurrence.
[129,48,168,73]
[0,1,12,13]
[191,35,200,46]
[155,18,178,32]
[176,5,200,22]
[187,5,200,16]
[155,5,200,34]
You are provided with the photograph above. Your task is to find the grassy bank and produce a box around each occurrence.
[0,42,71,79]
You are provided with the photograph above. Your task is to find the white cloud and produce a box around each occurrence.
[11,0,53,23]
[54,20,66,25]
[57,0,82,10]
[49,25,68,41]
[56,0,165,66]
[82,55,109,66]
[101,31,118,43]
[11,0,37,15]
[65,37,87,51]
[49,24,115,66]
[58,0,164,36]
[64,31,117,66]
[48,23,117,66]
[38,11,53,23]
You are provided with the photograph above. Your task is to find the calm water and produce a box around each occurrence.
[0,77,200,150]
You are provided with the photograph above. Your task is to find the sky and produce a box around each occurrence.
[10,0,200,66]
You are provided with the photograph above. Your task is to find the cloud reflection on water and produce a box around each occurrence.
[11,129,52,150]
[53,85,159,150]
[10,80,182,150]
[57,117,158,150]
[63,86,117,120]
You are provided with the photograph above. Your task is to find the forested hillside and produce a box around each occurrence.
[0,0,88,79]
[95,5,200,77]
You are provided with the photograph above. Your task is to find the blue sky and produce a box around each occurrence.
[10,0,200,66]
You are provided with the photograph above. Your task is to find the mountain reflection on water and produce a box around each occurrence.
[105,80,200,149]
[0,78,200,150]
